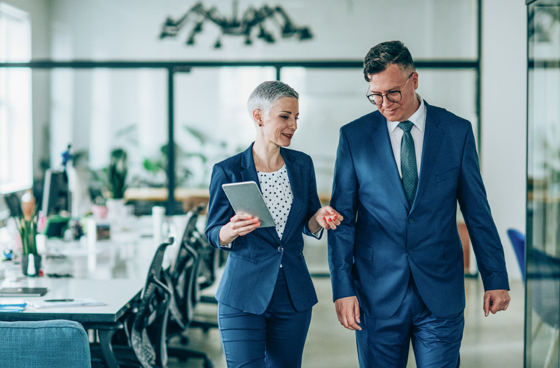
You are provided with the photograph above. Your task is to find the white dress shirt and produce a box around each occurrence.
[386,94,426,178]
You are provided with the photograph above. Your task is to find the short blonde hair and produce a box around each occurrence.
[247,81,299,118]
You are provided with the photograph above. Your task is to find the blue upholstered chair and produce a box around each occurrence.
[0,319,91,368]
[507,228,526,282]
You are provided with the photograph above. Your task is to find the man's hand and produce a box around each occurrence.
[483,289,511,317]
[335,296,362,331]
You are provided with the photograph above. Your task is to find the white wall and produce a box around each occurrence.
[48,0,477,61]
[481,0,527,280]
[44,0,481,185]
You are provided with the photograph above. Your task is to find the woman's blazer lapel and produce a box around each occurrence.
[279,148,304,244]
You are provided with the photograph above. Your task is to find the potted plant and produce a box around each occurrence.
[7,190,41,276]
[107,148,128,199]
[105,148,128,229]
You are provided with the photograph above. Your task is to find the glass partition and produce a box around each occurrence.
[17,62,480,219]
[44,68,169,215]
[527,0,560,366]
[282,68,478,194]
[174,67,276,190]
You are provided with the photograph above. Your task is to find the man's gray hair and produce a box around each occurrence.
[247,81,299,117]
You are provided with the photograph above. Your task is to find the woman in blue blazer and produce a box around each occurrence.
[206,81,342,368]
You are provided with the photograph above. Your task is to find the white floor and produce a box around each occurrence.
[168,276,525,368]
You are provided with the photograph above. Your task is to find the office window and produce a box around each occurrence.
[0,3,32,193]
[174,67,276,189]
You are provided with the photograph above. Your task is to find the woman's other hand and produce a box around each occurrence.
[309,206,343,233]
[219,214,260,246]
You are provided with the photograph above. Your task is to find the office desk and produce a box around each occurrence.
[0,278,143,323]
[0,216,179,368]
[0,278,144,368]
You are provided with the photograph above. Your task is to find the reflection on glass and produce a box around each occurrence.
[527,1,560,367]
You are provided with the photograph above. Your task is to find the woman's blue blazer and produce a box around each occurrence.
[206,143,322,315]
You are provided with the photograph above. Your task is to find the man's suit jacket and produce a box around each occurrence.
[328,101,509,319]
[206,144,322,315]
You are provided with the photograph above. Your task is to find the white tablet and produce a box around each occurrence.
[222,181,276,228]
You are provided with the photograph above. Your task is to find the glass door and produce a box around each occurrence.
[527,0,560,366]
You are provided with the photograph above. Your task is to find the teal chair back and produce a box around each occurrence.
[0,320,91,368]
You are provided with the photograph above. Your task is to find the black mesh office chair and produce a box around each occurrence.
[89,238,173,368]
[164,210,213,368]
[186,205,220,309]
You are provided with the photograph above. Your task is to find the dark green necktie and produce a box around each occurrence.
[398,121,418,206]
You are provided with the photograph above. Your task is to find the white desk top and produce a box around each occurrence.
[0,278,144,322]
[0,215,183,322]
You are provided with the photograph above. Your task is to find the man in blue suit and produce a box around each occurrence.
[328,40,511,367]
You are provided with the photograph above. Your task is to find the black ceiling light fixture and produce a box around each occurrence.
[159,1,313,49]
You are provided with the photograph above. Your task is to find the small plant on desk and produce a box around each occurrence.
[9,191,41,276]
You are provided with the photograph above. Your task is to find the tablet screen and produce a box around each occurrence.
[222,181,276,228]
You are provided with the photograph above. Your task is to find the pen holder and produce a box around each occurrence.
[21,254,42,277]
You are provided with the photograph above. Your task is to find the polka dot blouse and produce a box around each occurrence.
[257,164,293,240]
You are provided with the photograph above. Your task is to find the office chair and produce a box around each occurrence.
[184,206,219,329]
[166,244,214,368]
[89,238,173,368]
[164,209,214,368]
[0,320,91,368]
[186,205,220,305]
[507,228,559,368]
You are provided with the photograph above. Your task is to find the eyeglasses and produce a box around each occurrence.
[366,72,415,106]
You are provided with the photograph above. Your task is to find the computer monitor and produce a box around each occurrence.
[3,192,23,218]
[66,166,92,218]
[41,169,70,216]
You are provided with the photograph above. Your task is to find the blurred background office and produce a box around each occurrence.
[0,0,557,367]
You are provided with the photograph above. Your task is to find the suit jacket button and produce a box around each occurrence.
[278,247,284,252]
[408,248,413,254]
[408,218,414,224]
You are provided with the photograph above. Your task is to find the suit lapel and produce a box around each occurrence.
[369,113,410,210]
[279,148,303,244]
[411,102,443,213]
[240,143,260,186]
[240,144,283,246]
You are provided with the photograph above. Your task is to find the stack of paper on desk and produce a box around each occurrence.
[33,298,105,309]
